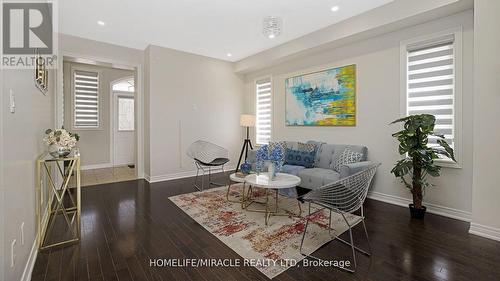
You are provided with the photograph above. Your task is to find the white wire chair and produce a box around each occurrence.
[186,140,229,191]
[299,163,380,273]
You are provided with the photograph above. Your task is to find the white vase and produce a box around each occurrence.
[267,162,275,180]
[48,144,71,158]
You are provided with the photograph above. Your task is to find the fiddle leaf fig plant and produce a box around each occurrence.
[390,114,456,210]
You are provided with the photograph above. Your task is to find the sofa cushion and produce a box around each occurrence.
[298,168,340,190]
[280,164,306,176]
[315,144,336,169]
[332,148,363,172]
[284,148,315,168]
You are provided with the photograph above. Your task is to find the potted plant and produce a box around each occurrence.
[44,128,80,158]
[390,114,455,219]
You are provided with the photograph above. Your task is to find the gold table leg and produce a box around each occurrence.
[245,187,303,226]
[226,182,248,209]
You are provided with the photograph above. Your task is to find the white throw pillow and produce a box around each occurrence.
[333,148,363,172]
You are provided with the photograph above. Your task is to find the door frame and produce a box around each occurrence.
[110,83,135,167]
[56,52,145,178]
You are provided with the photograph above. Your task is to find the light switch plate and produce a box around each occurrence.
[20,222,24,245]
[11,239,16,268]
[9,89,15,113]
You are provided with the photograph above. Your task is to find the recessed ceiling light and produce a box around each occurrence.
[226,53,232,57]
[97,20,106,26]
[268,34,275,39]
[331,6,339,12]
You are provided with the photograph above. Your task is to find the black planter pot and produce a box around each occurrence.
[409,204,427,219]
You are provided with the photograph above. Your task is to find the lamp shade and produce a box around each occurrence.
[240,114,256,127]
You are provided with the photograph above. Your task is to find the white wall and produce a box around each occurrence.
[243,11,474,219]
[470,0,500,240]
[1,69,54,281]
[0,68,5,281]
[144,45,244,180]
[59,34,145,177]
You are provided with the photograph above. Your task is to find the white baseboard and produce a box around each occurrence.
[20,238,38,281]
[81,162,113,171]
[145,166,236,183]
[20,205,50,281]
[367,191,472,222]
[469,223,500,242]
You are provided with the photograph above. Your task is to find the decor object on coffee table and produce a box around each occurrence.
[255,143,285,180]
[300,164,380,273]
[236,114,255,172]
[390,114,455,218]
[240,161,252,174]
[44,128,80,158]
[187,140,229,191]
[285,64,356,126]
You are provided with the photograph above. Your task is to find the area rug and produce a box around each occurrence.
[169,184,361,279]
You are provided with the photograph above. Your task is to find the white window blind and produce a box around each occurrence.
[256,78,272,145]
[406,37,455,150]
[74,70,99,128]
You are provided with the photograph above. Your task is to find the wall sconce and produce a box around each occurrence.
[35,50,48,95]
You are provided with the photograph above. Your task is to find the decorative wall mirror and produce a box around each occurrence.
[35,50,48,94]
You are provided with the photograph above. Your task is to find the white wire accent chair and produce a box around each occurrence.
[299,163,380,273]
[186,140,230,191]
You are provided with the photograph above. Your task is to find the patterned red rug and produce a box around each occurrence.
[169,184,361,279]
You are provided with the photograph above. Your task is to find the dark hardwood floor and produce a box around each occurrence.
[31,173,500,281]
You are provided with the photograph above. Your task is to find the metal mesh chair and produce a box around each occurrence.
[186,140,229,191]
[299,163,380,273]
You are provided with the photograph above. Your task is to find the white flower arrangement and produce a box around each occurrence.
[44,128,79,149]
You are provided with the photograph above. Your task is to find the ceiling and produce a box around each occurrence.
[59,0,394,61]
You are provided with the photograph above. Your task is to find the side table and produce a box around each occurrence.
[36,151,81,250]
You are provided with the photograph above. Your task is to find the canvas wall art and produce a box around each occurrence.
[285,64,356,126]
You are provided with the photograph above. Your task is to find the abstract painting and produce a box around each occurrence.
[285,64,356,126]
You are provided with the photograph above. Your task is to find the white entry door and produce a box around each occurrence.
[113,92,135,166]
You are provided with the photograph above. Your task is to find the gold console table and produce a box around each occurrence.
[36,151,81,250]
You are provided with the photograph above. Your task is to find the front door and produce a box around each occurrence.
[113,92,135,166]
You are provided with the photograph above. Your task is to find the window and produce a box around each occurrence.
[112,79,134,92]
[73,70,99,128]
[256,78,272,145]
[118,96,134,131]
[402,29,462,166]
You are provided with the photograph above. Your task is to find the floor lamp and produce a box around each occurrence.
[236,114,255,172]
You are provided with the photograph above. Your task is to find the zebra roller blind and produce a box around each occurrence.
[74,70,99,128]
[406,36,455,149]
[256,78,272,145]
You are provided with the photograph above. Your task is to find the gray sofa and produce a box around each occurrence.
[247,141,372,190]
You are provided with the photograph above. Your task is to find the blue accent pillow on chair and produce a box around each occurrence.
[285,148,316,168]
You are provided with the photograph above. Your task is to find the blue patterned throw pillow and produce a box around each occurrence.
[285,148,316,168]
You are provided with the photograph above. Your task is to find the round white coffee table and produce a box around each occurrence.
[244,173,301,225]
